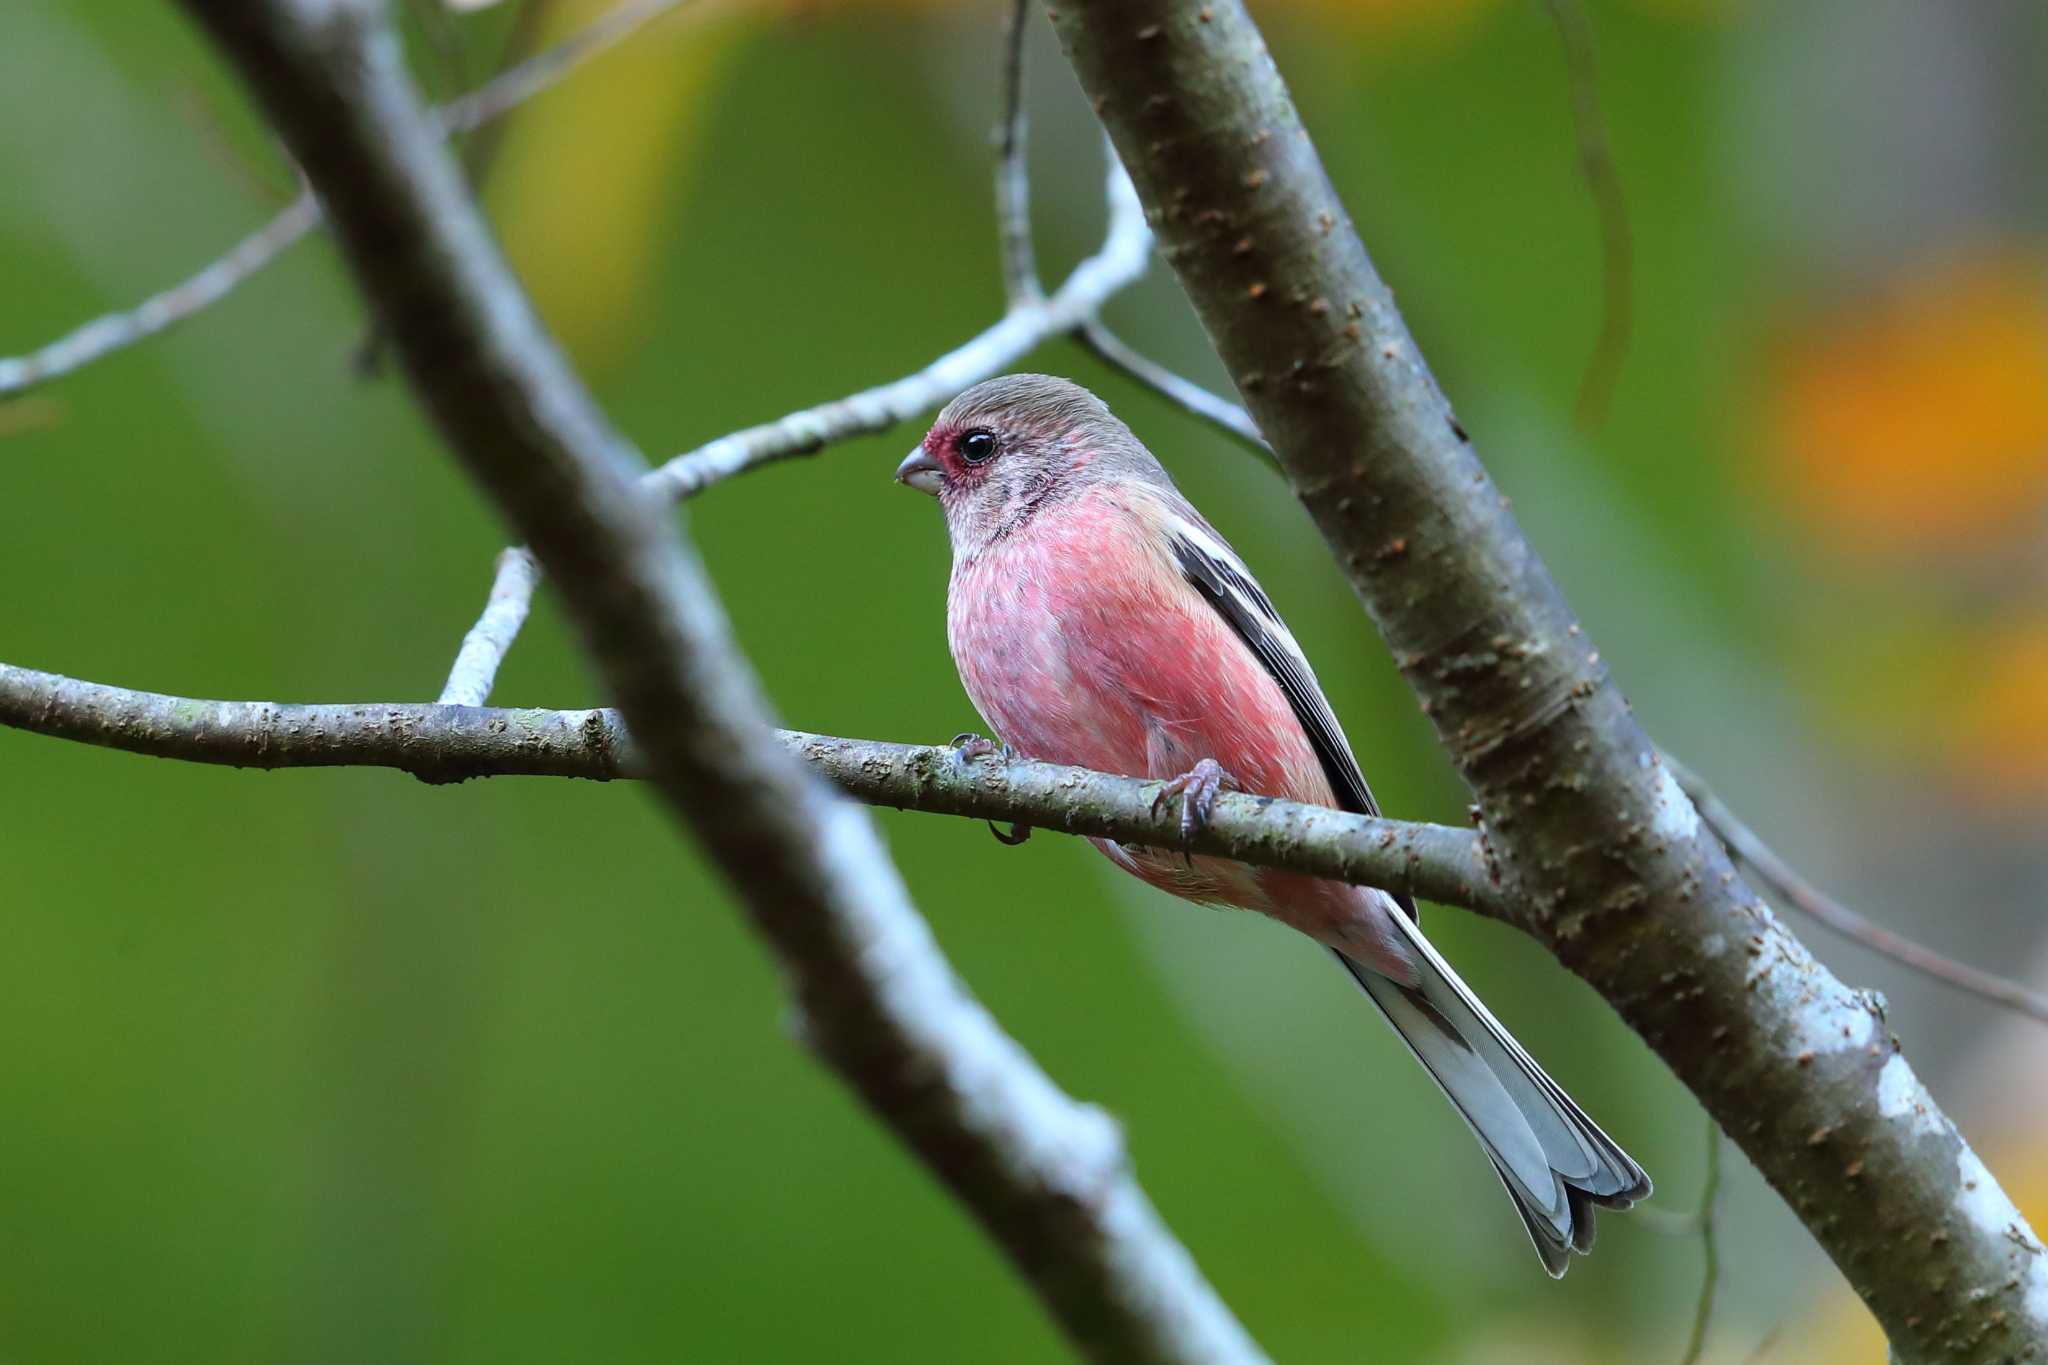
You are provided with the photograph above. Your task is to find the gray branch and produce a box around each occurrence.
[0,0,692,402]
[435,136,1151,706]
[438,546,539,705]
[1669,756,2048,1028]
[171,2,1263,1361]
[0,661,1496,916]
[0,189,321,399]
[1047,2,2046,1357]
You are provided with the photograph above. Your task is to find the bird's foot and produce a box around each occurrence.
[949,734,1030,847]
[1151,758,1239,856]
[950,731,1013,764]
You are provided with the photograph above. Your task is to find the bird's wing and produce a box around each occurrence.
[1164,511,1419,920]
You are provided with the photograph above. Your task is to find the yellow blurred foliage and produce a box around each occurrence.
[1760,247,2048,559]
[1952,618,2048,798]
[494,0,745,369]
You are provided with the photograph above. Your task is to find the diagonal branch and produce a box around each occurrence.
[1669,757,2048,1028]
[173,2,1262,1361]
[0,189,322,399]
[0,0,694,402]
[1046,2,2046,1357]
[0,661,1499,915]
[1077,319,1269,453]
[435,140,1150,706]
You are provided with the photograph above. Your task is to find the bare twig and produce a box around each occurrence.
[1541,0,1632,431]
[1677,1121,1722,1365]
[1078,320,1269,452]
[438,546,541,703]
[176,3,1263,1360]
[1668,756,2048,1029]
[436,145,1150,705]
[644,149,1147,503]
[0,661,1499,914]
[0,0,690,402]
[995,0,1041,306]
[433,0,695,137]
[0,190,321,399]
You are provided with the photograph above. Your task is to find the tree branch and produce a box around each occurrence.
[438,546,540,704]
[435,133,1152,705]
[1047,2,2046,1357]
[1669,757,2048,1028]
[0,189,321,399]
[0,0,691,402]
[173,3,1263,1361]
[0,660,1498,916]
[1077,320,1269,453]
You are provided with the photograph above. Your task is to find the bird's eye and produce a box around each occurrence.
[957,430,998,465]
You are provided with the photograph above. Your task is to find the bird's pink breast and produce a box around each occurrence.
[946,487,1332,810]
[944,484,1410,971]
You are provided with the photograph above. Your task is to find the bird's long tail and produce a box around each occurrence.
[1337,906,1651,1277]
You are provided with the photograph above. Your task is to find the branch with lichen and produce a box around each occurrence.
[0,661,1498,915]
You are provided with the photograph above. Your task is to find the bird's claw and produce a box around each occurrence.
[1151,758,1238,858]
[951,735,1027,845]
[950,731,1012,764]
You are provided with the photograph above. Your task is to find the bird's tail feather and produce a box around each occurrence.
[1336,912,1650,1277]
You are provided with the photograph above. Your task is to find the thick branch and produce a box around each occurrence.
[0,661,1496,915]
[174,3,1262,1361]
[1048,3,2046,1357]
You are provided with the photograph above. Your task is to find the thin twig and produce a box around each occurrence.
[0,661,1500,915]
[1668,756,2048,1028]
[0,190,321,399]
[438,546,541,703]
[0,0,690,402]
[1678,1121,1722,1365]
[434,0,695,136]
[1078,320,1269,453]
[995,0,1041,306]
[645,148,1147,502]
[436,146,1150,705]
[1541,0,1633,431]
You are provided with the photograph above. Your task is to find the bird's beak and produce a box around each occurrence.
[896,446,942,496]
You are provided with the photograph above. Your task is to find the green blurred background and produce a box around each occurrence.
[5,0,2047,1360]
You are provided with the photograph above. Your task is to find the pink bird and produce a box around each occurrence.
[898,374,1649,1276]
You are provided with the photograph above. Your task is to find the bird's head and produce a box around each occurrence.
[897,373,1163,558]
